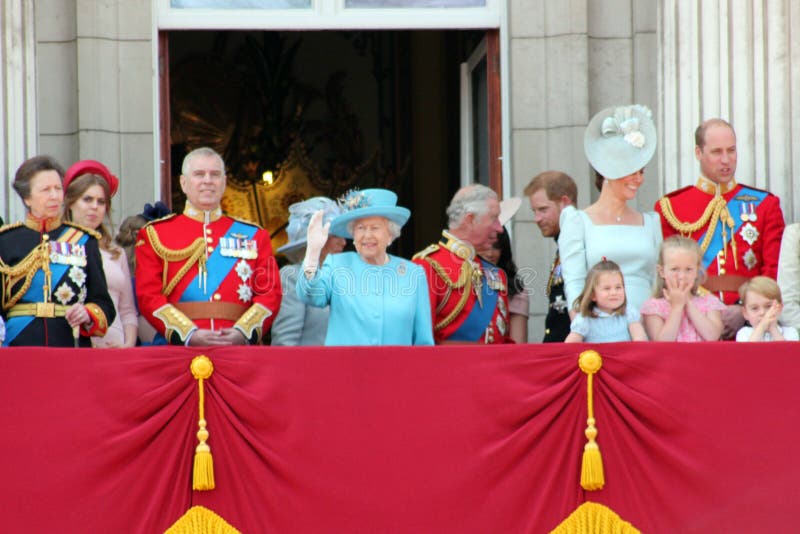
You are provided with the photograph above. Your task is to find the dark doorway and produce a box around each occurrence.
[161,29,492,258]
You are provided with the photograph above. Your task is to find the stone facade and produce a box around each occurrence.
[34,0,155,225]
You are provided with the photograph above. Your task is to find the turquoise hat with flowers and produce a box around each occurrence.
[329,188,411,239]
[277,197,342,256]
[584,104,656,180]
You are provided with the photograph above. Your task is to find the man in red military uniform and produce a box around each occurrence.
[655,118,785,337]
[136,147,281,345]
[413,184,510,344]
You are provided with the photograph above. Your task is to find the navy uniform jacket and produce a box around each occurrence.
[0,216,114,347]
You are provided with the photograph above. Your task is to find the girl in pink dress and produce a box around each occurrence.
[641,236,725,341]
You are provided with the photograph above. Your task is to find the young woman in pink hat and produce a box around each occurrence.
[64,160,138,347]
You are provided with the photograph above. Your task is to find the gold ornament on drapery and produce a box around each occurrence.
[191,355,215,491]
[165,505,241,534]
[549,502,640,534]
[579,350,604,491]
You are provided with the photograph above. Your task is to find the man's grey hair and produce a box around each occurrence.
[182,147,226,176]
[446,184,498,229]
[346,217,402,243]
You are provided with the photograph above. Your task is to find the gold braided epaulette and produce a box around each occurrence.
[412,244,439,260]
[64,221,101,240]
[0,222,24,234]
[142,212,177,228]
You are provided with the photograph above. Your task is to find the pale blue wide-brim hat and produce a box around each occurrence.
[329,188,411,239]
[584,104,657,180]
[277,196,341,256]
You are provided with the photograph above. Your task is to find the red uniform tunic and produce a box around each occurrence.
[655,177,785,304]
[135,204,281,344]
[413,231,510,344]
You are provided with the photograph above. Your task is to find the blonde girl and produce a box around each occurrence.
[640,236,724,341]
[565,259,647,343]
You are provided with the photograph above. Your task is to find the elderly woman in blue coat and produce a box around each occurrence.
[297,189,434,346]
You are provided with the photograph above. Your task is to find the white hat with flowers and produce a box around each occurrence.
[584,104,657,180]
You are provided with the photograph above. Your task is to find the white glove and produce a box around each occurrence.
[303,210,329,277]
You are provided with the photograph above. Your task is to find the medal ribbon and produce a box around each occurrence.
[180,221,257,302]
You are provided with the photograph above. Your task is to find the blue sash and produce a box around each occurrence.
[700,186,768,267]
[4,229,90,346]
[448,259,500,342]
[180,220,257,302]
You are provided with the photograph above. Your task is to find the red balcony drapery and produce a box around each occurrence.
[1,342,798,533]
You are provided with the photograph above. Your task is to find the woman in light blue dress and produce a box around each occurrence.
[297,189,434,346]
[559,105,662,315]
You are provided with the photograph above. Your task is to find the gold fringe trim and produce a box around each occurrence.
[191,355,215,491]
[164,506,240,534]
[549,502,640,534]
[579,350,604,491]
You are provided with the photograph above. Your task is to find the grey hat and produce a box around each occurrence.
[584,104,656,180]
[277,197,342,256]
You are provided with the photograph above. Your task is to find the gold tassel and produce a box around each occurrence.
[191,355,215,491]
[579,350,605,491]
[165,505,241,534]
[549,501,641,534]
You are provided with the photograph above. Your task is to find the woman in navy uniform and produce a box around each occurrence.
[0,156,114,347]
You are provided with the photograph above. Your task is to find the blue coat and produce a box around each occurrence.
[297,252,434,346]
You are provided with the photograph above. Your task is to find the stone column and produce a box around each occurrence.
[658,0,800,221]
[73,0,156,223]
[34,0,156,225]
[1,0,38,223]
[508,0,590,342]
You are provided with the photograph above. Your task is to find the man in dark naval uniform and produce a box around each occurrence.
[655,118,785,338]
[135,147,281,346]
[523,171,577,342]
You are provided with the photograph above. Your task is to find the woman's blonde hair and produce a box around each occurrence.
[653,235,705,297]
[738,276,782,305]
[574,259,626,317]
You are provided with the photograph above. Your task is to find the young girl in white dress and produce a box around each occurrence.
[640,236,725,341]
[565,259,647,343]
